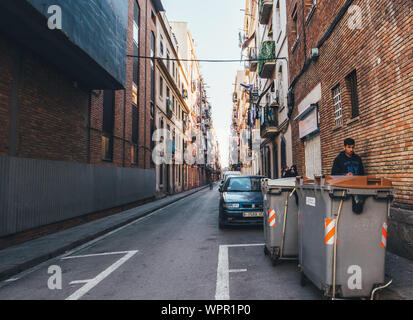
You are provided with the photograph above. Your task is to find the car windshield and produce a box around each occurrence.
[225,177,262,192]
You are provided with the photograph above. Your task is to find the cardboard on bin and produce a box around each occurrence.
[311,175,393,189]
[266,177,296,188]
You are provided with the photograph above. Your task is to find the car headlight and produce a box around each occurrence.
[223,203,240,209]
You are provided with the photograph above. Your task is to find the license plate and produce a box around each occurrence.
[243,211,264,217]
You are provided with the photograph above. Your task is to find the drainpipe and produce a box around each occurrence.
[301,0,307,66]
[122,88,126,167]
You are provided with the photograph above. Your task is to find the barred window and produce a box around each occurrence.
[332,84,343,127]
[346,70,359,118]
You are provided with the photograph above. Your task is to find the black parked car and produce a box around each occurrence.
[218,175,265,229]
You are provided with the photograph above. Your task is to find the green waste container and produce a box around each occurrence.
[261,178,298,264]
[296,175,394,299]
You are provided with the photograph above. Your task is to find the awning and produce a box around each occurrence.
[242,31,256,50]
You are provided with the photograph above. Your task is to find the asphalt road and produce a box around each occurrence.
[0,186,321,300]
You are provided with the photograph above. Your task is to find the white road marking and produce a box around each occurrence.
[215,245,229,300]
[69,279,92,285]
[4,278,19,282]
[61,251,133,260]
[215,243,264,300]
[229,269,247,273]
[65,250,138,300]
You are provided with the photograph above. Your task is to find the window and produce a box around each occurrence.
[291,5,298,40]
[133,2,139,45]
[160,36,164,56]
[281,136,287,170]
[167,50,170,71]
[332,84,343,127]
[160,164,163,185]
[102,90,115,161]
[151,10,156,24]
[345,70,359,118]
[159,76,163,98]
[275,1,281,42]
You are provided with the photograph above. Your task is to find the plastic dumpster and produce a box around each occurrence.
[261,178,298,265]
[296,175,394,299]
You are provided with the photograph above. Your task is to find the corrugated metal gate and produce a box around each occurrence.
[0,156,156,237]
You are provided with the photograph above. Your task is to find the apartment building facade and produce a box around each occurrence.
[154,12,190,197]
[236,0,293,178]
[285,0,413,258]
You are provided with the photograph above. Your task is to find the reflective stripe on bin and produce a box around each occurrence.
[269,209,276,227]
[324,218,336,245]
[381,222,388,248]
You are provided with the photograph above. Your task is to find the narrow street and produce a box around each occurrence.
[0,187,320,300]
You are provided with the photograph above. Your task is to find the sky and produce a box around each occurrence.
[162,0,246,169]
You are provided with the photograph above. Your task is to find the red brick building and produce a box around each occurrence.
[0,0,164,240]
[286,0,413,258]
[90,0,163,170]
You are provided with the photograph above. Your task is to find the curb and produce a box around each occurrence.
[0,185,210,282]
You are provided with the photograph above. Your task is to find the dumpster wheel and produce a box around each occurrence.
[271,257,280,266]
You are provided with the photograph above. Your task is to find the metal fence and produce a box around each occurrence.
[0,156,155,237]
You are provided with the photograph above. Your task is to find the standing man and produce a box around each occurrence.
[331,138,365,176]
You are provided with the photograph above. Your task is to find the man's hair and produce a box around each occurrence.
[344,138,355,146]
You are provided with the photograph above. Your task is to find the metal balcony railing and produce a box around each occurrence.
[258,41,276,79]
[260,104,279,138]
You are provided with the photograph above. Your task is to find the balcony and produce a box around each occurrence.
[260,104,279,138]
[268,91,280,107]
[258,41,276,79]
[259,0,273,25]
[248,48,258,72]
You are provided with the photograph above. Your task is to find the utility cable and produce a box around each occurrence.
[127,55,287,63]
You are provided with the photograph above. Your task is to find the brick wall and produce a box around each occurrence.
[0,33,88,163]
[0,35,13,157]
[89,0,157,170]
[287,0,413,208]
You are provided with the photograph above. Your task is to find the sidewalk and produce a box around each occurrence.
[0,185,208,282]
[380,252,413,300]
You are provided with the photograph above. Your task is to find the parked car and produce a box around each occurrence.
[218,171,241,192]
[218,175,265,228]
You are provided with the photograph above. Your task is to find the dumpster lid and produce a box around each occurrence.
[266,177,296,188]
[314,175,393,189]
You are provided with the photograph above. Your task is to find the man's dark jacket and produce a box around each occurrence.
[331,151,365,176]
